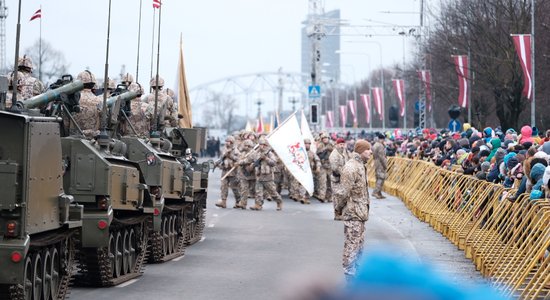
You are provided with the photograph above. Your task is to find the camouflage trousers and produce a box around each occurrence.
[274,172,283,194]
[221,175,241,205]
[238,178,256,207]
[374,170,387,195]
[255,180,282,206]
[343,220,366,276]
[316,169,331,201]
[332,182,342,215]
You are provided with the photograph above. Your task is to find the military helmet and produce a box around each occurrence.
[258,137,268,145]
[18,56,33,70]
[77,70,97,85]
[320,132,329,139]
[225,136,235,143]
[304,138,311,144]
[243,140,254,148]
[150,76,165,88]
[121,73,134,84]
[165,88,176,99]
[108,78,116,90]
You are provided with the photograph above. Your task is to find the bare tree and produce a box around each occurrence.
[23,39,70,84]
[202,92,240,134]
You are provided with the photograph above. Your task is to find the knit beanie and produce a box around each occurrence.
[354,139,371,154]
[481,161,491,172]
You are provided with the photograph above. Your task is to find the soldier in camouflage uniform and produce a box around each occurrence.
[243,137,283,211]
[72,70,102,139]
[273,153,285,194]
[16,56,44,99]
[236,139,256,209]
[215,136,242,209]
[5,71,24,107]
[164,88,179,127]
[334,139,372,280]
[316,133,334,202]
[298,138,322,204]
[143,76,172,131]
[121,73,134,86]
[329,138,350,220]
[372,133,388,199]
[123,82,150,137]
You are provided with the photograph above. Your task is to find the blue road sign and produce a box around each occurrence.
[308,85,321,98]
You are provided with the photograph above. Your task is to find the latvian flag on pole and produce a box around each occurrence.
[371,87,384,120]
[417,70,432,112]
[153,0,161,8]
[326,110,334,128]
[339,105,347,127]
[347,100,357,125]
[453,55,469,108]
[30,9,41,21]
[511,34,533,100]
[360,94,371,124]
[392,79,405,117]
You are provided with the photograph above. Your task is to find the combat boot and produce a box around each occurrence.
[374,192,386,199]
[237,200,247,210]
[215,199,227,208]
[276,201,283,211]
[249,204,262,211]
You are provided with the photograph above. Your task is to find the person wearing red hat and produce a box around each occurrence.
[329,137,350,220]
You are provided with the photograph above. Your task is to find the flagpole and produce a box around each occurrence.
[135,0,143,83]
[101,0,113,132]
[12,0,22,102]
[152,1,162,133]
[149,7,156,85]
[39,5,42,82]
[531,0,536,127]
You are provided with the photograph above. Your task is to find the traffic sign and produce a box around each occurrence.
[308,85,321,98]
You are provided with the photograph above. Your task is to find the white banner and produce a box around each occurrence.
[300,110,317,153]
[267,114,314,195]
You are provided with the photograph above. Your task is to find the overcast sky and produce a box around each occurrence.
[5,0,425,89]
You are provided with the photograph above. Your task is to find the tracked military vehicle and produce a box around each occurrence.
[0,76,84,300]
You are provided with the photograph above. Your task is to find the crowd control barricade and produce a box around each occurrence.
[379,157,549,300]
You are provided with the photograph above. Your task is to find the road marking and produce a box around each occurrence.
[199,237,205,242]
[116,279,138,288]
[208,224,215,228]
[213,214,218,217]
[173,255,185,262]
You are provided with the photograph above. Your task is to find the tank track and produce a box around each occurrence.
[185,192,207,246]
[75,215,149,287]
[1,230,77,300]
[147,204,187,263]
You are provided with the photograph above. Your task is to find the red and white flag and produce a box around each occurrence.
[392,79,405,117]
[371,87,384,120]
[360,94,371,124]
[339,105,347,127]
[29,9,41,21]
[453,55,469,108]
[153,0,162,8]
[417,70,432,112]
[347,100,357,124]
[511,34,533,100]
[326,110,334,128]
[256,116,264,133]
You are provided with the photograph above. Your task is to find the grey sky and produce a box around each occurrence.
[5,0,423,89]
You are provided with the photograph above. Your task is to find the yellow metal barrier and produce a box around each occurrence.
[382,157,549,300]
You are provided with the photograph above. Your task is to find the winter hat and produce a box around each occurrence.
[481,161,491,172]
[540,141,550,155]
[530,163,546,182]
[543,166,550,187]
[336,138,346,144]
[354,139,371,154]
[503,152,517,166]
[506,156,519,170]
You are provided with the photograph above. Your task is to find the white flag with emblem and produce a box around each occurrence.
[267,113,313,195]
[300,109,316,153]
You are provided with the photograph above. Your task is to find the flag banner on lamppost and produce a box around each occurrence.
[360,94,371,124]
[256,116,264,133]
[392,79,405,117]
[267,114,314,195]
[417,70,432,112]
[371,87,384,120]
[339,105,347,127]
[326,110,334,128]
[347,100,357,124]
[453,55,469,108]
[511,34,533,100]
[300,109,317,153]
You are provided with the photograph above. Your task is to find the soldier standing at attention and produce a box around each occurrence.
[246,137,283,211]
[124,82,150,137]
[236,140,256,209]
[329,138,350,220]
[372,133,388,199]
[316,132,334,202]
[335,139,372,281]
[73,70,102,139]
[215,136,242,209]
[143,76,170,130]
[16,56,44,99]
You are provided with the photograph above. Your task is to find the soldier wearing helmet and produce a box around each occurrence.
[122,82,150,137]
[240,137,283,211]
[121,73,134,86]
[316,132,334,202]
[214,135,242,209]
[16,55,44,99]
[164,88,179,127]
[303,138,321,204]
[72,70,102,139]
[236,139,256,209]
[143,76,171,131]
[329,138,351,220]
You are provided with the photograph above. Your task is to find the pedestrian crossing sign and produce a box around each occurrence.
[308,85,321,99]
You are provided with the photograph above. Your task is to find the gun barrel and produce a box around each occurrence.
[23,80,85,109]
[106,91,139,108]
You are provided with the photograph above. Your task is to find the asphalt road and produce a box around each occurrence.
[71,167,484,300]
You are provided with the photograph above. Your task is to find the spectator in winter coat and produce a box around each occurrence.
[529,163,546,200]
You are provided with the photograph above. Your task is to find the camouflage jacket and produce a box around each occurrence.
[73,89,101,139]
[217,145,241,176]
[316,141,334,169]
[16,71,44,99]
[143,91,171,129]
[242,149,276,181]
[307,149,321,175]
[237,149,256,180]
[335,152,370,222]
[329,148,350,182]
[125,100,150,137]
[372,141,388,173]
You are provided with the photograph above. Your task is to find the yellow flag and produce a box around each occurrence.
[177,33,192,128]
